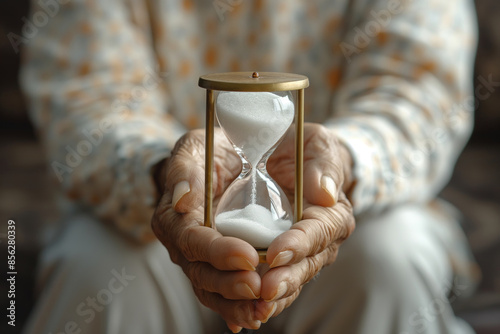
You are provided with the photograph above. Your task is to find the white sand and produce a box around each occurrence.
[215,203,292,248]
[216,91,294,166]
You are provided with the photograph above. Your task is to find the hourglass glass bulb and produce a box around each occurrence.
[214,91,295,249]
[216,91,294,167]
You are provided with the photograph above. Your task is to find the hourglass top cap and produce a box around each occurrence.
[198,72,309,92]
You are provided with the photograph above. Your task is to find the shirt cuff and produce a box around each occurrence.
[325,118,386,215]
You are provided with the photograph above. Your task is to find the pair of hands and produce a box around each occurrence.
[151,123,355,332]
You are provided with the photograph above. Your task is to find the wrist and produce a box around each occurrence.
[338,143,355,197]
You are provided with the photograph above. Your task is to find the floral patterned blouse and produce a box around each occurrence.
[21,0,477,242]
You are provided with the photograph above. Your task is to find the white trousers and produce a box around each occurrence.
[23,202,477,334]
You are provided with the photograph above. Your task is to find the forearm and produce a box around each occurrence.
[21,0,185,242]
[325,0,477,214]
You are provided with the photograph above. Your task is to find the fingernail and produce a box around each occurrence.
[228,323,242,333]
[247,320,262,330]
[321,175,338,204]
[227,257,256,271]
[265,281,287,302]
[172,181,190,210]
[270,250,294,268]
[235,283,259,299]
[262,303,278,323]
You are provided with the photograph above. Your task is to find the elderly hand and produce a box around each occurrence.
[151,124,355,332]
[254,123,355,324]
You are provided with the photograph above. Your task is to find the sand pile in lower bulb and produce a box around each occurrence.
[215,204,292,248]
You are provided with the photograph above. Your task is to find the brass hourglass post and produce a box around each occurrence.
[199,72,309,245]
[295,88,304,223]
[204,89,215,227]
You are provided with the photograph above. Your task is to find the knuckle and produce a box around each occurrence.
[272,288,301,319]
[151,208,173,244]
[179,224,213,263]
[325,206,351,240]
[288,288,302,304]
[316,219,337,248]
[324,245,339,266]
[179,129,204,146]
[308,123,327,136]
[184,261,206,289]
[286,228,311,259]
[300,210,339,252]
[193,287,215,311]
[345,213,356,237]
[179,226,199,261]
[304,255,323,283]
[215,299,254,328]
[231,300,254,324]
[169,131,205,166]
[337,200,356,242]
[306,125,330,150]
[168,247,183,267]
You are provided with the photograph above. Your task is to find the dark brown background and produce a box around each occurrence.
[1,1,499,333]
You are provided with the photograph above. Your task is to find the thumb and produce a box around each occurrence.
[166,132,206,213]
[170,173,204,214]
[165,129,242,213]
[303,159,342,208]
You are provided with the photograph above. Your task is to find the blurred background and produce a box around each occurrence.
[1,1,499,333]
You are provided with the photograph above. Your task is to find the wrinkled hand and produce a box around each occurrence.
[152,128,262,331]
[151,124,355,332]
[255,123,355,324]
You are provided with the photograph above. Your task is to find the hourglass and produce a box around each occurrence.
[199,72,309,262]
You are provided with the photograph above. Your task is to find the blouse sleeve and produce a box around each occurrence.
[20,0,186,242]
[326,0,478,215]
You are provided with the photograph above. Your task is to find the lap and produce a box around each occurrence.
[23,212,223,334]
[261,201,476,334]
[24,202,476,334]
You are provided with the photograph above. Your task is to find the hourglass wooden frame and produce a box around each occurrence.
[198,72,309,262]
